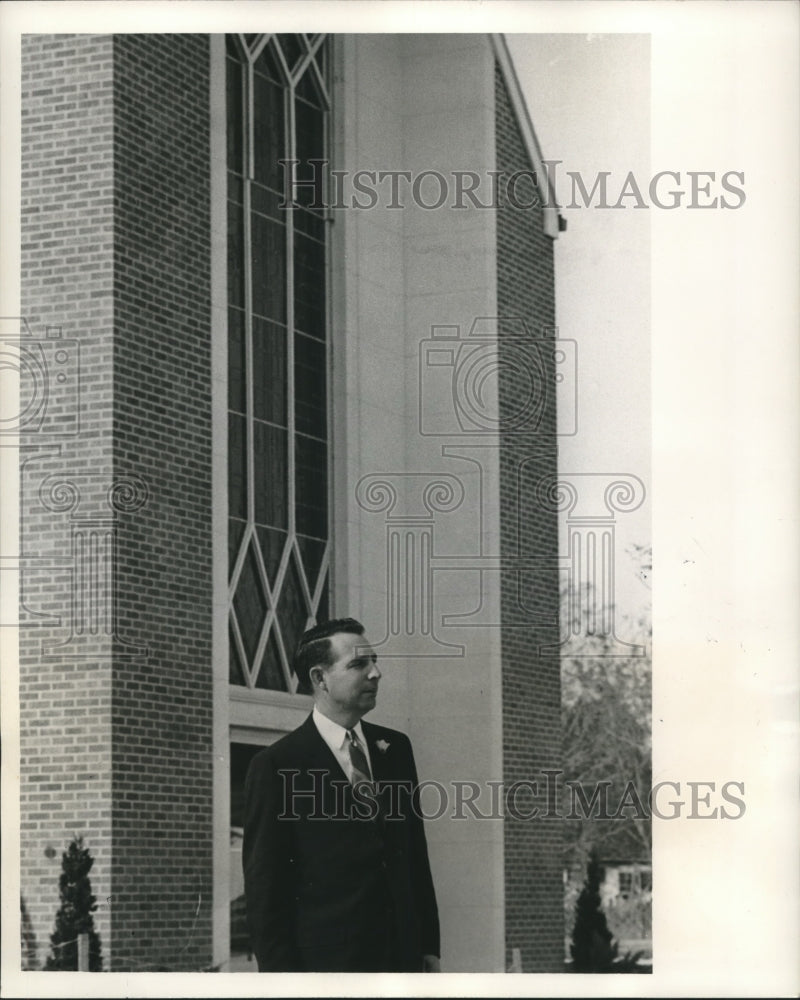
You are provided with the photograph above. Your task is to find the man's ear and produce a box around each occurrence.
[310,666,327,690]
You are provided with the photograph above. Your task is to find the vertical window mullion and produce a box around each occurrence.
[244,57,256,528]
[326,37,336,617]
[227,34,331,696]
[323,41,333,615]
[286,82,297,539]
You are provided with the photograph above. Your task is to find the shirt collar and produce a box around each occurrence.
[313,705,366,749]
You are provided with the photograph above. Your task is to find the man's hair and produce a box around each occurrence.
[292,618,365,693]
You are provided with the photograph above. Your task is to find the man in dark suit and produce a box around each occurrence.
[243,617,441,973]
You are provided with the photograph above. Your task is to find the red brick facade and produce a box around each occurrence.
[20,33,214,971]
[20,32,116,968]
[496,63,564,971]
[110,34,214,972]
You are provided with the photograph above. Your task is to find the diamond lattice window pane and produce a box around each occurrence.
[297,535,326,593]
[315,572,329,625]
[295,61,326,110]
[254,626,287,691]
[254,40,284,85]
[232,541,268,669]
[277,554,310,666]
[228,518,246,577]
[276,34,304,73]
[256,525,287,589]
[229,626,246,685]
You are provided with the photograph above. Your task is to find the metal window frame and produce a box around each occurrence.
[227,33,332,695]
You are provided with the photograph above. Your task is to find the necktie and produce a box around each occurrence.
[347,729,385,831]
[346,728,373,788]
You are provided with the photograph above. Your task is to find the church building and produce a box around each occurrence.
[18,32,564,972]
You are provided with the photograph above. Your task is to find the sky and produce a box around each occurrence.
[507,34,652,629]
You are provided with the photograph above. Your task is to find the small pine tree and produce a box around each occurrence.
[44,836,103,971]
[570,849,617,972]
[20,895,39,970]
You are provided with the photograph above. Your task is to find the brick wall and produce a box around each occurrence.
[20,34,214,971]
[19,32,561,975]
[495,62,564,972]
[110,34,213,972]
[20,33,116,969]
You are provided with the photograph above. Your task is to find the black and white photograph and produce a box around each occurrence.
[1,2,797,996]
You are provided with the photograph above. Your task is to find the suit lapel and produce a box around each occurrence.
[361,721,389,783]
[301,713,389,783]
[298,715,393,823]
[288,714,354,821]
[362,722,397,832]
[298,712,350,783]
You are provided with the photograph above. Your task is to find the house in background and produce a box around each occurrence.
[597,826,652,960]
[18,32,564,972]
[564,821,652,964]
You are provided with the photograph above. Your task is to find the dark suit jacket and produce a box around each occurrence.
[243,713,440,972]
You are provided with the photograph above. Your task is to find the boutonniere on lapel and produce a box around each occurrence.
[375,739,390,753]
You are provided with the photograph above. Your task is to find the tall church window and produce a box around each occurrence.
[226,34,330,694]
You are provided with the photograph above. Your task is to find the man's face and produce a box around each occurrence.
[322,631,381,718]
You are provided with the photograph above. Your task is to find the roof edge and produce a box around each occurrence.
[490,34,565,240]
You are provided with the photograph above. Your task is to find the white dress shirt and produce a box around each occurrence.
[312,705,373,783]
